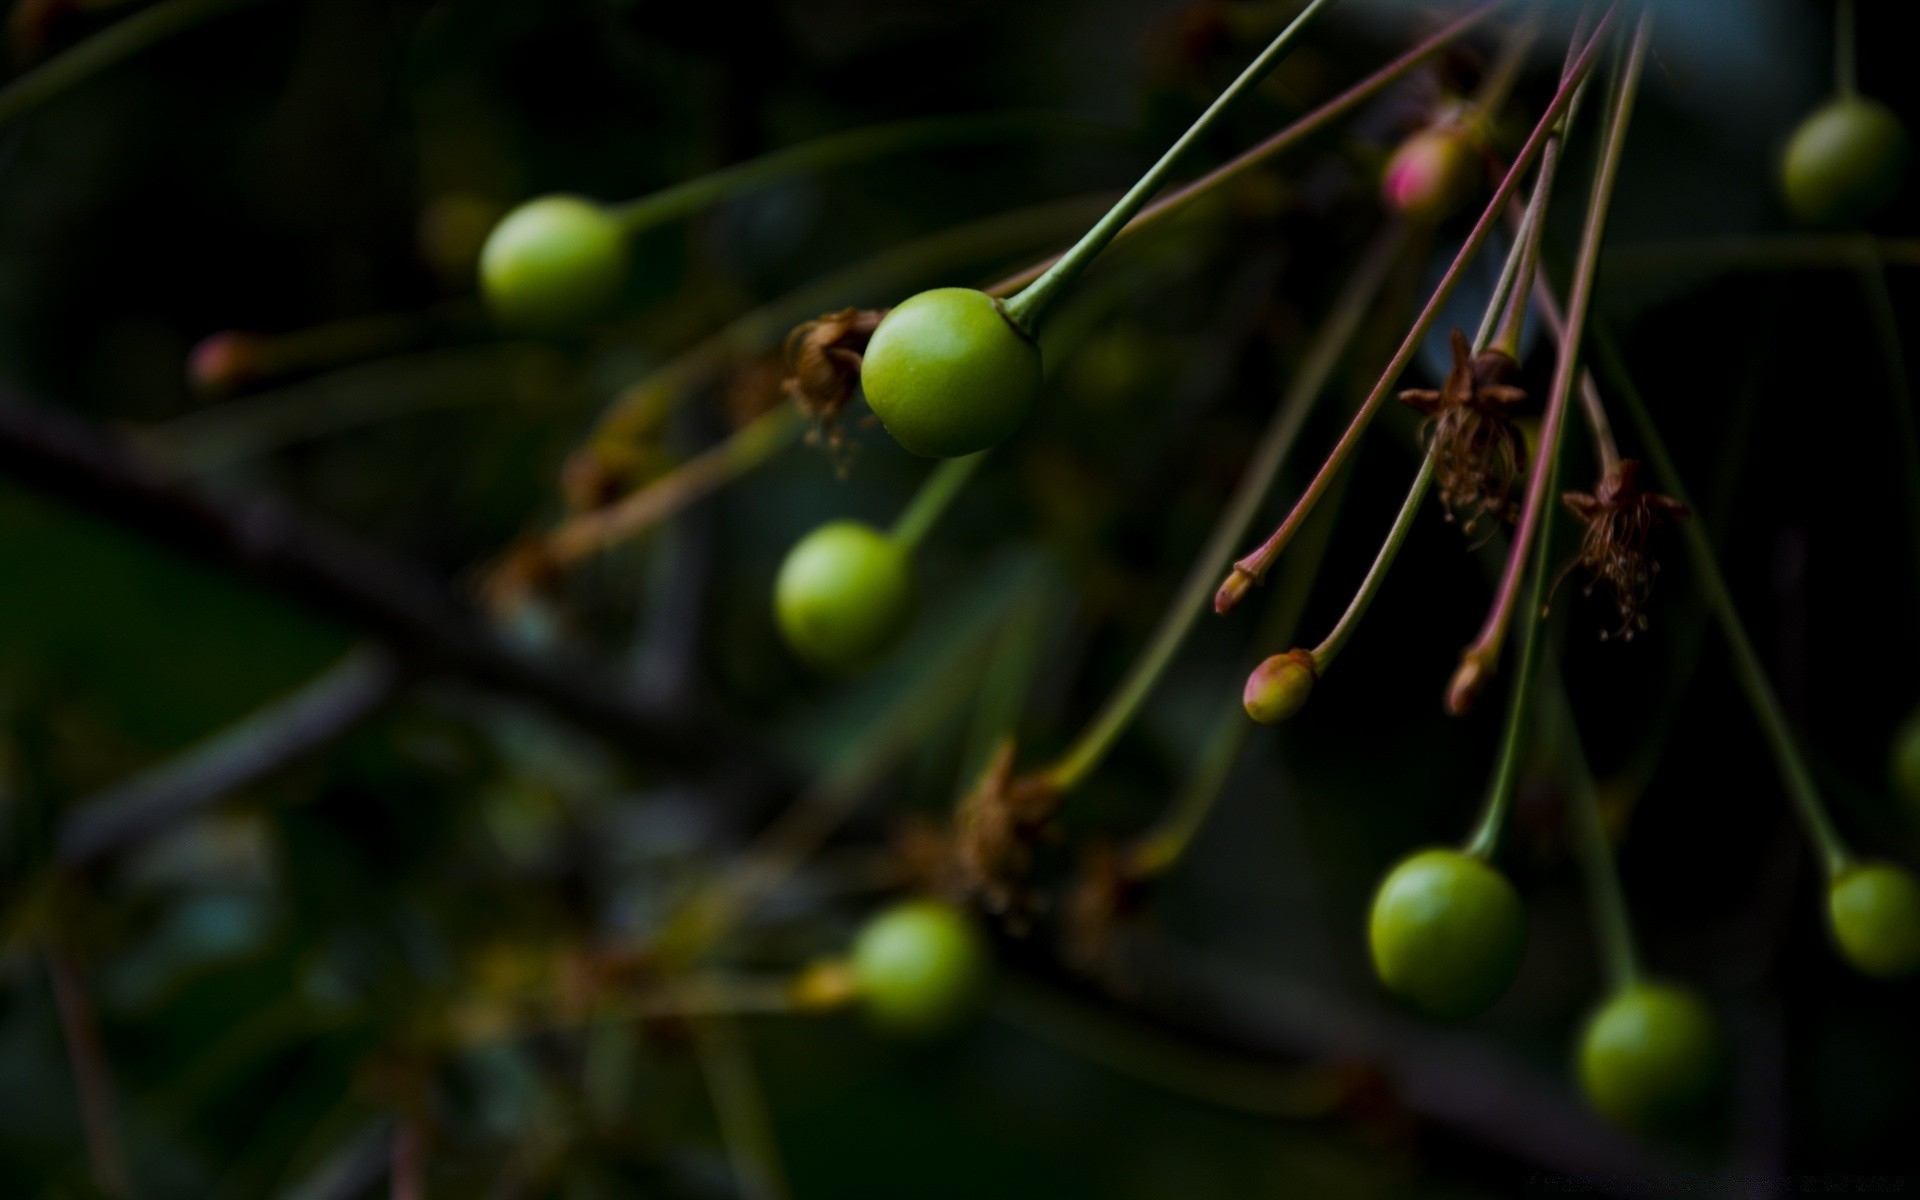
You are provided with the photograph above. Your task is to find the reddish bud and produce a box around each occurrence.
[1381,125,1478,224]
[1244,649,1317,724]
[187,331,267,397]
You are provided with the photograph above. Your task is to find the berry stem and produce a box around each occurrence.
[1593,327,1857,881]
[986,1,1504,299]
[1835,0,1859,98]
[1309,455,1433,674]
[1000,0,1343,335]
[611,113,1094,234]
[1450,11,1648,716]
[1039,223,1410,794]
[891,453,986,552]
[1216,8,1620,612]
[1545,673,1643,992]
[0,0,263,128]
[1527,274,1623,477]
[1852,256,1920,594]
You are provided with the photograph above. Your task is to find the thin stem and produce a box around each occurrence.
[1545,670,1642,992]
[1529,274,1622,476]
[985,1,1504,299]
[0,0,265,127]
[1000,0,1342,333]
[46,948,133,1200]
[1594,326,1856,880]
[1310,455,1434,672]
[1835,0,1858,98]
[390,1120,425,1200]
[689,1016,791,1200]
[612,113,1096,233]
[542,407,806,568]
[1039,223,1410,793]
[890,453,985,551]
[1217,9,1620,610]
[1451,11,1647,716]
[1853,256,1920,591]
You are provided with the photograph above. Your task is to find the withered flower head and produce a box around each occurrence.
[1561,458,1689,640]
[1399,329,1529,535]
[954,739,1063,923]
[782,307,886,464]
[1062,838,1149,982]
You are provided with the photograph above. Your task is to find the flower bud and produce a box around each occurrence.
[1243,649,1316,724]
[187,331,267,397]
[1381,124,1478,224]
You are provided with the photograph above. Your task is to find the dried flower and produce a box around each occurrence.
[954,739,1062,921]
[1062,838,1149,981]
[782,307,886,463]
[1561,458,1689,640]
[1399,329,1529,535]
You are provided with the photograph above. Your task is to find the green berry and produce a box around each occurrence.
[1779,97,1909,227]
[859,287,1043,458]
[773,521,914,673]
[849,898,989,1035]
[1577,982,1720,1130]
[1828,862,1920,978]
[1243,649,1315,724]
[1368,848,1526,1019]
[480,195,629,329]
[1890,706,1920,816]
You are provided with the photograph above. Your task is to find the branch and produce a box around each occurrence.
[0,381,755,774]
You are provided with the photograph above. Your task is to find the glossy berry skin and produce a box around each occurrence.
[1577,983,1720,1131]
[1368,848,1526,1019]
[1828,862,1920,978]
[849,898,989,1036]
[860,288,1043,458]
[1779,98,1909,227]
[480,195,629,330]
[773,521,914,673]
[1891,706,1920,815]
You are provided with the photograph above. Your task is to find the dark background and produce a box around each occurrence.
[3,0,1918,1196]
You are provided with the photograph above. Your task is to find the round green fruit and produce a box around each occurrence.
[1828,862,1920,978]
[849,898,989,1035]
[773,521,914,673]
[1368,848,1526,1019]
[859,287,1043,458]
[1779,97,1909,227]
[1577,982,1720,1130]
[480,195,629,329]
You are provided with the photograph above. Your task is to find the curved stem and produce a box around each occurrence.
[985,1,1504,299]
[1853,255,1920,591]
[1310,453,1433,672]
[1451,11,1647,715]
[1545,674,1642,992]
[1217,8,1619,609]
[1593,327,1855,880]
[0,0,265,127]
[1835,0,1858,98]
[611,113,1094,234]
[1528,275,1622,477]
[890,453,984,551]
[1000,0,1342,334]
[1039,223,1409,793]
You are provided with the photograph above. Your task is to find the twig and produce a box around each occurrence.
[46,947,134,1199]
[0,381,754,773]
[57,645,401,865]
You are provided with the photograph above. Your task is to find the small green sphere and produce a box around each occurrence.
[480,195,629,329]
[850,898,989,1035]
[1779,97,1910,227]
[1890,706,1920,816]
[773,521,914,673]
[1577,983,1720,1130]
[1243,650,1316,724]
[1829,862,1920,978]
[860,287,1043,458]
[1368,848,1526,1019]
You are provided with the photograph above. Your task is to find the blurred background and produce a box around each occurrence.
[2,0,1918,1196]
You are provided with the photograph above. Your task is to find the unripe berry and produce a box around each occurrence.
[1381,125,1479,224]
[480,195,629,330]
[849,898,989,1036]
[1577,983,1720,1131]
[1368,848,1526,1019]
[1243,649,1315,724]
[1890,706,1920,816]
[859,288,1043,458]
[773,521,914,673]
[1828,862,1920,978]
[1779,97,1910,227]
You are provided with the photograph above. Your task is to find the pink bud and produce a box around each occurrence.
[1382,126,1478,224]
[187,332,267,397]
[1243,649,1316,725]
